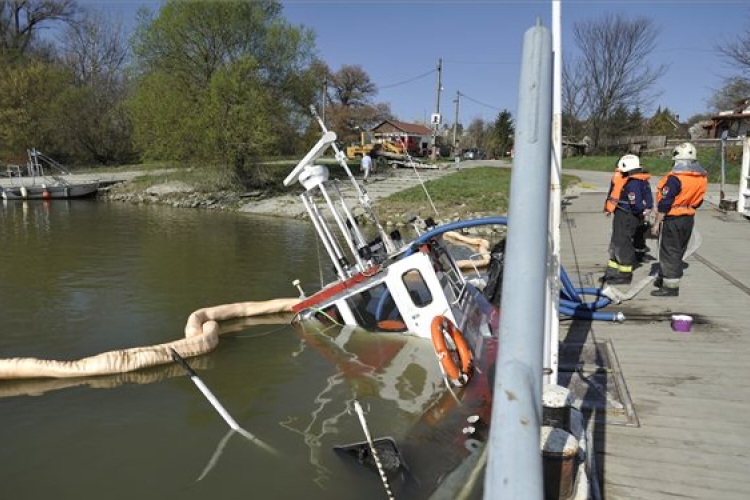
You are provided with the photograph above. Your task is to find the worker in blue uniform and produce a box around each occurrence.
[650,142,708,297]
[602,154,653,285]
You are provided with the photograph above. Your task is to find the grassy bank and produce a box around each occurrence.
[375,167,580,221]
[563,143,743,184]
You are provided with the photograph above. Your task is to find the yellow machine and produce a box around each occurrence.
[345,132,406,160]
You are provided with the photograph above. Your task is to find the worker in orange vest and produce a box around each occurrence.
[650,142,708,297]
[601,154,653,285]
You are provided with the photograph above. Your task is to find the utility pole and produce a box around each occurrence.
[452,90,460,156]
[431,58,443,161]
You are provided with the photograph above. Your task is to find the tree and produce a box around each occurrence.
[708,77,750,113]
[0,60,71,158]
[647,106,680,137]
[463,118,486,150]
[716,17,750,76]
[713,17,750,114]
[570,13,666,149]
[56,8,135,164]
[561,56,588,140]
[324,64,391,142]
[487,110,514,158]
[128,0,318,182]
[0,0,78,59]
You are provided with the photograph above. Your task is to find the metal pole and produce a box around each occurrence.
[431,58,442,161]
[453,91,460,155]
[720,130,727,201]
[545,0,563,386]
[485,19,552,500]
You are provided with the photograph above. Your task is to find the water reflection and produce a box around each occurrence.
[0,201,457,500]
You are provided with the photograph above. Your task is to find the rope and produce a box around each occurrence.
[398,138,439,217]
[353,400,395,500]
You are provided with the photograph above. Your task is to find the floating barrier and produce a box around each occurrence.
[443,231,491,270]
[0,298,300,380]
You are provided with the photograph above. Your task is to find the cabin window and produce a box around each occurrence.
[402,270,433,307]
[346,283,407,331]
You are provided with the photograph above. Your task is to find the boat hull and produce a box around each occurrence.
[1,182,99,200]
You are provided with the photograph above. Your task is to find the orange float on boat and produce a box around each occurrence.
[430,315,473,387]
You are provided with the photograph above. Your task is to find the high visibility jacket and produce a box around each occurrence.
[656,171,707,216]
[605,172,651,213]
[604,171,625,213]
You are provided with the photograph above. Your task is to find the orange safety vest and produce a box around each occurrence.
[604,172,651,213]
[656,171,707,216]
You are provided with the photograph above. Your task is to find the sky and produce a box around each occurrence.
[85,1,750,127]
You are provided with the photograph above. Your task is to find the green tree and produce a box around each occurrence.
[128,0,317,182]
[647,107,680,137]
[487,110,514,158]
[0,60,71,159]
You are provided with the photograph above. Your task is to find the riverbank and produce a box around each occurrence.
[101,160,518,228]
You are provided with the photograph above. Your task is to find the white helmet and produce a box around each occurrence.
[617,154,641,173]
[672,142,697,161]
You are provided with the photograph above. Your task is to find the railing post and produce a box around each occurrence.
[485,18,553,499]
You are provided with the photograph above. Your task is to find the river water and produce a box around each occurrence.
[0,199,450,500]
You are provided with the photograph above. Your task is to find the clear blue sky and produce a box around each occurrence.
[87,0,750,126]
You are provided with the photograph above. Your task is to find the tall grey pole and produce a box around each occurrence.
[485,19,552,500]
[453,91,460,155]
[431,58,442,161]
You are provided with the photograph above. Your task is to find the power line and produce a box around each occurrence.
[459,91,502,112]
[378,68,437,90]
[443,58,519,66]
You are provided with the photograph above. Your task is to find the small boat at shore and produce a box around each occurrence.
[1,149,99,201]
[1,182,99,200]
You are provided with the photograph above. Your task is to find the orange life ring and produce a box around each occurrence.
[430,315,473,387]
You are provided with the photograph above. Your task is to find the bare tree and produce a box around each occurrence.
[0,0,78,57]
[60,7,128,85]
[561,56,588,139]
[54,8,134,164]
[572,13,666,148]
[708,77,750,113]
[326,64,391,140]
[716,18,750,75]
[713,19,750,111]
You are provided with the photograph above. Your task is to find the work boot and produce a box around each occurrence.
[652,276,663,288]
[600,269,619,283]
[606,273,632,286]
[651,287,679,297]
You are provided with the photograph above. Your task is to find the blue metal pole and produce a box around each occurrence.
[485,19,552,499]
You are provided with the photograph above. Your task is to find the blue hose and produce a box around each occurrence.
[399,215,621,322]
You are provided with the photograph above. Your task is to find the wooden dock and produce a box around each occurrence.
[560,173,750,500]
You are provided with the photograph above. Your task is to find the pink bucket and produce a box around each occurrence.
[671,315,693,333]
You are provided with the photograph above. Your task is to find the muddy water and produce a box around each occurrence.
[0,200,449,500]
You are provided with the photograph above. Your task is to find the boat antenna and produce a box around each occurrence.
[170,349,277,455]
[353,400,395,500]
[308,105,396,254]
